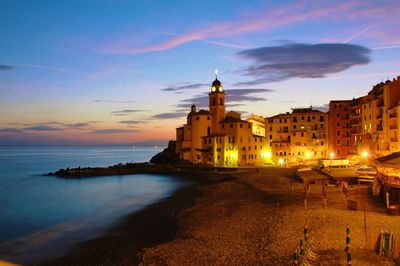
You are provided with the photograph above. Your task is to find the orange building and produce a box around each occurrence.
[328,100,353,158]
[329,75,400,160]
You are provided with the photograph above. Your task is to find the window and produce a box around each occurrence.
[270,135,272,139]
[196,116,199,120]
[240,124,242,128]
[337,130,340,136]
[213,98,216,106]
[207,116,210,120]
[293,125,297,129]
[230,123,233,128]
[301,132,304,137]
[337,113,340,118]
[255,145,257,150]
[220,98,223,105]
[293,133,296,136]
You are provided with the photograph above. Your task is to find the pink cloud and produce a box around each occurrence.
[106,0,400,55]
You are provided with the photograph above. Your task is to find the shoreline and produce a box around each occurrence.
[11,166,399,265]
[37,169,218,266]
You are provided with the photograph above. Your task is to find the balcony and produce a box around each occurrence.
[377,114,383,120]
[389,113,397,119]
[391,138,398,142]
[377,100,384,107]
[377,125,383,131]
[389,124,397,130]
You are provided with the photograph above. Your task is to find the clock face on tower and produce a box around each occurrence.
[212,86,216,92]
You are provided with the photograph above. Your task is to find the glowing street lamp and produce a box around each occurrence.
[278,158,284,166]
[362,151,369,165]
[329,152,335,169]
[262,151,272,159]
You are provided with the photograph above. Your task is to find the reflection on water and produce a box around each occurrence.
[0,147,181,264]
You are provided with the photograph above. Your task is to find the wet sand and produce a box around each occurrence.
[40,167,399,265]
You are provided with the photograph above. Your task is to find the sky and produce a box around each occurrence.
[1,0,400,146]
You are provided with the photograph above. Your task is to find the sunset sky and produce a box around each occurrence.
[1,0,399,146]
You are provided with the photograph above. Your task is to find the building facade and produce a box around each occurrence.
[175,75,400,166]
[329,76,400,160]
[265,108,329,164]
[175,78,271,166]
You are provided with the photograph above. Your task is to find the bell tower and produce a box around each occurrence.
[209,71,225,134]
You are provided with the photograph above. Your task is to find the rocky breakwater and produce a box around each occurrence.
[47,141,189,178]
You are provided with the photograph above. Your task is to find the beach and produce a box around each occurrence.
[41,167,399,265]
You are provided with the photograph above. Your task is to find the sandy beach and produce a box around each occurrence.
[40,167,400,265]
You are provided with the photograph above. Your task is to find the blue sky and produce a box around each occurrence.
[1,0,399,146]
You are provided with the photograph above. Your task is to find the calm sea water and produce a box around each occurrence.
[0,147,181,263]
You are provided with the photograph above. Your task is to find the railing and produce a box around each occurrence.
[377,114,383,120]
[389,125,397,130]
[391,138,398,142]
[377,125,383,131]
[389,113,397,118]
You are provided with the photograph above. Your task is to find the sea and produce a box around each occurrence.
[0,147,182,264]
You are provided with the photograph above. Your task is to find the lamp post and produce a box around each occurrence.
[362,151,369,166]
[329,152,335,171]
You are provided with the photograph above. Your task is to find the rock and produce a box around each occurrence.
[150,141,188,164]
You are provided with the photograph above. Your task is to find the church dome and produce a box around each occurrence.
[212,78,221,87]
[211,78,223,93]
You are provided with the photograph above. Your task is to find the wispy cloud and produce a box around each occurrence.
[23,125,63,131]
[0,65,14,71]
[161,83,208,93]
[107,1,368,55]
[0,128,23,133]
[94,100,135,104]
[176,89,272,109]
[151,112,187,119]
[92,129,141,134]
[118,120,147,125]
[237,43,371,84]
[110,109,146,116]
[6,121,94,131]
[17,64,73,73]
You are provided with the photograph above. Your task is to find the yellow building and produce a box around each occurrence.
[266,108,328,164]
[176,78,271,166]
[266,113,291,164]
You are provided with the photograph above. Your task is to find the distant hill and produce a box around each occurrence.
[0,137,169,148]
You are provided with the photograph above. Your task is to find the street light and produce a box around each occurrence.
[362,151,369,165]
[329,152,335,170]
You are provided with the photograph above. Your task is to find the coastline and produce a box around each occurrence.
[37,169,216,266]
[24,166,400,265]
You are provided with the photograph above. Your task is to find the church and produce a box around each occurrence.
[175,77,272,166]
